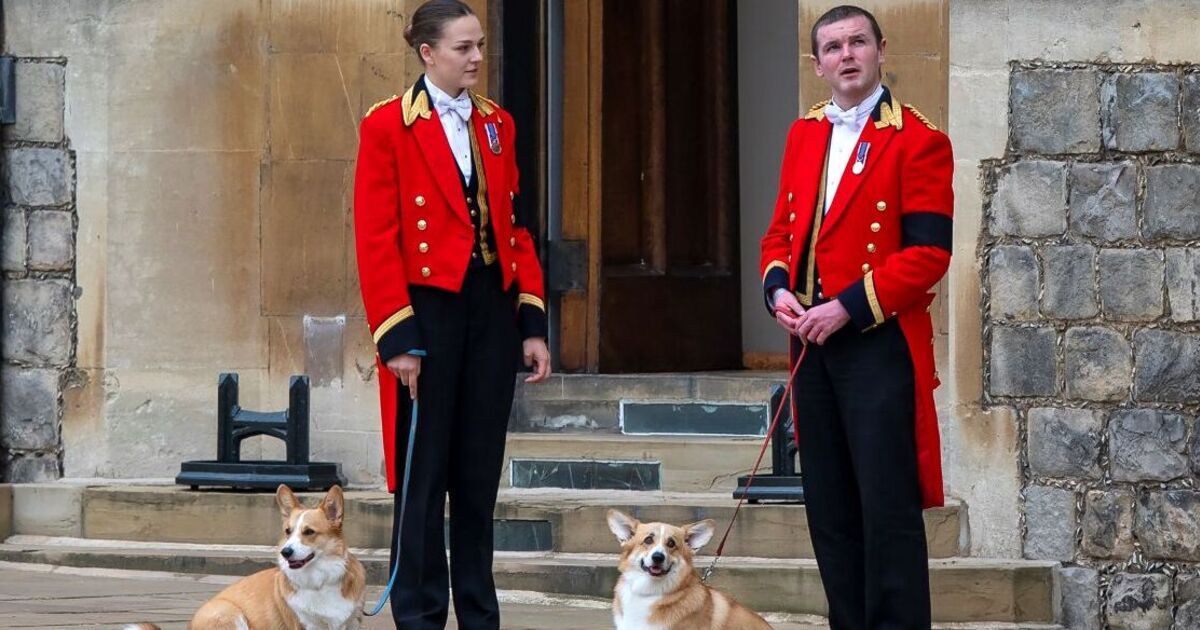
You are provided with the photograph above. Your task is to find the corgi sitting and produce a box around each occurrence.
[127,484,366,630]
[607,509,773,630]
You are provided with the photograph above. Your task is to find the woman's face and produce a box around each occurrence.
[420,15,485,93]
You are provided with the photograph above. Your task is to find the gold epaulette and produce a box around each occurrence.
[364,94,399,119]
[470,92,498,117]
[803,99,831,120]
[905,104,938,130]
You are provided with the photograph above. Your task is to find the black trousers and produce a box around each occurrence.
[388,265,520,630]
[791,320,930,629]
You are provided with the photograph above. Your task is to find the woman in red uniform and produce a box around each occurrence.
[353,1,550,627]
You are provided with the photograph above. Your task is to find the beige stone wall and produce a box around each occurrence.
[946,0,1200,558]
[2,0,484,485]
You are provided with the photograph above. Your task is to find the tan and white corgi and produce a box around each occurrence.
[127,484,366,630]
[607,509,773,630]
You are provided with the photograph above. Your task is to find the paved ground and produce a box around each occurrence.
[0,561,828,629]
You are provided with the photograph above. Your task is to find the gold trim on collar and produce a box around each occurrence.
[373,306,415,343]
[762,260,789,282]
[874,98,903,130]
[864,271,885,326]
[804,99,831,121]
[402,86,432,127]
[518,293,545,311]
[470,92,497,117]
[365,94,399,119]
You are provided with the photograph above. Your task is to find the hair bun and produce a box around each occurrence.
[403,23,415,47]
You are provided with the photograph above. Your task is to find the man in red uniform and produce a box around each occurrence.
[759,5,952,627]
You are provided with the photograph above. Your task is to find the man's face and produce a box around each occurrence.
[812,15,886,107]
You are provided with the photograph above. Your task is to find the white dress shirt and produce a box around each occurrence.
[425,78,474,179]
[822,83,884,214]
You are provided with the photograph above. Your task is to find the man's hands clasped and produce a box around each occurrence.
[772,288,851,345]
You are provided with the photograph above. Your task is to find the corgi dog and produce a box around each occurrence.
[607,509,773,630]
[127,484,366,630]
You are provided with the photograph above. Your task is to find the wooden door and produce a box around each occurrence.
[559,0,741,372]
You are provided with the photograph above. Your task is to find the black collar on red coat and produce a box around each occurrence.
[402,75,498,127]
[804,84,903,131]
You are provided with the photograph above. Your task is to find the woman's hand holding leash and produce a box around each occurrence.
[523,337,551,383]
[387,355,422,400]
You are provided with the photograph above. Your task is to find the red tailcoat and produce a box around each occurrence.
[759,88,953,508]
[354,79,546,492]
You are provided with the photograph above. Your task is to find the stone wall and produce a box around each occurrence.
[981,61,1200,628]
[0,0,488,485]
[1,58,74,482]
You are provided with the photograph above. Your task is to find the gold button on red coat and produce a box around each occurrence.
[871,222,881,232]
[417,219,427,230]
[867,243,877,253]
[415,195,426,207]
[862,263,871,273]
[876,201,886,211]
[421,267,431,277]
[787,192,794,202]
[418,242,429,253]
[511,262,517,272]
[509,191,515,200]
[509,237,517,247]
[510,214,516,224]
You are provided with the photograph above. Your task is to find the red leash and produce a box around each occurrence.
[701,341,808,583]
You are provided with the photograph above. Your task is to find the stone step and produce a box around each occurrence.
[501,433,765,492]
[59,485,965,559]
[0,537,1058,623]
[510,372,786,433]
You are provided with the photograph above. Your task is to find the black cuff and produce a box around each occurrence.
[377,317,423,363]
[763,267,790,315]
[518,303,548,340]
[837,276,883,332]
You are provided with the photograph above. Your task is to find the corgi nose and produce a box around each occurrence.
[281,546,294,559]
[651,551,665,565]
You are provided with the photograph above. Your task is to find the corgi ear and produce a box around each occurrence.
[684,519,716,552]
[607,509,638,544]
[276,484,300,517]
[320,485,345,527]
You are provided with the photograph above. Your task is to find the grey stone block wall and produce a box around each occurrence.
[0,59,74,482]
[987,62,1200,628]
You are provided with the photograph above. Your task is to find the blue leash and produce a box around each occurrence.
[364,399,419,616]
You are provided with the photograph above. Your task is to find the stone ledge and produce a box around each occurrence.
[0,538,1059,623]
[11,483,81,537]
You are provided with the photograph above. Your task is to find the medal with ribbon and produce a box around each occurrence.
[852,141,870,175]
[485,122,501,154]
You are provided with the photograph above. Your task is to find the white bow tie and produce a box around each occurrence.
[824,102,862,127]
[435,94,473,122]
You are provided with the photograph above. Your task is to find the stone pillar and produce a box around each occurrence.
[1,58,74,482]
